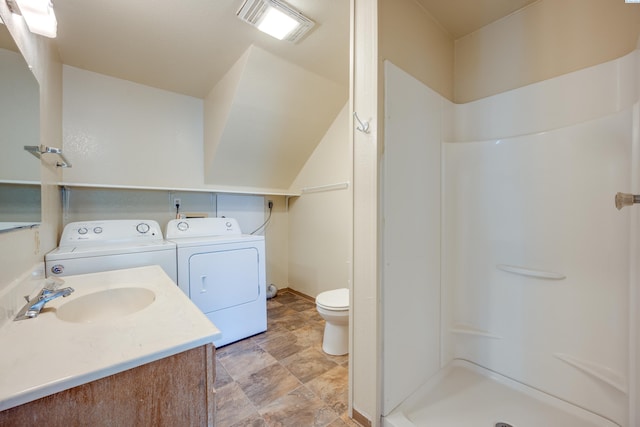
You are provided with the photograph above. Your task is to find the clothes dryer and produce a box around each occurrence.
[166,217,266,347]
[45,220,177,282]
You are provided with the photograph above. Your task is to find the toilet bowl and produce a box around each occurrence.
[315,288,349,356]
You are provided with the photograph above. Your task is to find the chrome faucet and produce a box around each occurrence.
[14,281,75,321]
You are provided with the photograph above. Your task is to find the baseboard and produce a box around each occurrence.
[281,287,315,302]
[351,408,372,427]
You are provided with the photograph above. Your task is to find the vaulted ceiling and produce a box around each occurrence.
[35,0,540,191]
[52,0,538,98]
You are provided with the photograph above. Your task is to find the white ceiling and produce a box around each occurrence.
[54,0,351,98]
[52,0,538,99]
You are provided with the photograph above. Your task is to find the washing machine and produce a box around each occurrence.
[166,217,266,347]
[45,220,177,282]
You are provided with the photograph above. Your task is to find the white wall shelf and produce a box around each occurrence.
[57,182,301,197]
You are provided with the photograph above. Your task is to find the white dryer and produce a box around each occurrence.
[45,220,177,282]
[166,217,266,347]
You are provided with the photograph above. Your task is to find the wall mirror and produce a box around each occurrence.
[0,24,41,232]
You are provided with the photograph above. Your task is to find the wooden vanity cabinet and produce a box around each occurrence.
[0,344,216,427]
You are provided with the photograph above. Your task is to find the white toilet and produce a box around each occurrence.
[315,288,350,356]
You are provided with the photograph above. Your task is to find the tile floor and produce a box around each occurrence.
[214,290,360,427]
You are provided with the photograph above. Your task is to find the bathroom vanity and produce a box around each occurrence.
[0,266,221,425]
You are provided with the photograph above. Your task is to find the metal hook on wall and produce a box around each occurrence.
[353,112,370,134]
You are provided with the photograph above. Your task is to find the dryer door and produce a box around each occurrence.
[188,247,260,313]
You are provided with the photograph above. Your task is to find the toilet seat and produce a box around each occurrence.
[316,288,349,311]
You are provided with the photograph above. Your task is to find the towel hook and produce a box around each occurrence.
[353,112,370,134]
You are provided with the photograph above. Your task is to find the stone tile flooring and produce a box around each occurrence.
[214,290,359,427]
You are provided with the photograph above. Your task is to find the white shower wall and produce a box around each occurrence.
[383,49,640,425]
[382,62,444,415]
[444,109,633,424]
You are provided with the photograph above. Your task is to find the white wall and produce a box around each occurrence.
[62,66,204,188]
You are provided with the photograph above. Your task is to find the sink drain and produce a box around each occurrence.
[496,423,514,427]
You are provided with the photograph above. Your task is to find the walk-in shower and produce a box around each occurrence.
[382,46,639,426]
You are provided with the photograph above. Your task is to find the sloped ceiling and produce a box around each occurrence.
[51,0,539,99]
[53,0,350,99]
[204,45,346,190]
[415,0,538,39]
[48,0,539,192]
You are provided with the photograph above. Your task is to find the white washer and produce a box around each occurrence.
[45,220,177,282]
[166,217,266,347]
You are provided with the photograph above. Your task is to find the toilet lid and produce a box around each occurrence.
[316,288,349,310]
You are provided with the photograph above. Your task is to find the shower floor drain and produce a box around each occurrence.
[496,423,514,427]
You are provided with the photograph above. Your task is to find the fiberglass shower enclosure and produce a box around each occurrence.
[381,48,640,426]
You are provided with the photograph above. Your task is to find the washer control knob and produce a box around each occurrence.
[50,264,64,275]
[226,221,232,228]
[136,223,150,234]
[177,221,189,231]
[77,227,88,235]
[93,226,103,234]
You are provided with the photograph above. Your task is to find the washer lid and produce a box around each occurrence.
[45,240,176,261]
[316,288,349,310]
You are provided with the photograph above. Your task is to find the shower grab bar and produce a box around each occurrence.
[496,264,566,280]
[615,192,640,210]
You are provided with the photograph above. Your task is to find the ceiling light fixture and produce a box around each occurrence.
[236,0,315,43]
[5,0,57,38]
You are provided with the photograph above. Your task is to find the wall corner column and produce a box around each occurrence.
[351,0,381,425]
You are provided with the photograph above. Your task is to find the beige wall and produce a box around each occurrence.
[288,104,351,299]
[379,0,454,100]
[455,0,640,103]
[360,3,452,422]
[0,5,63,290]
[351,0,380,422]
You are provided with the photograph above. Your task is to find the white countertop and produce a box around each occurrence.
[0,265,221,411]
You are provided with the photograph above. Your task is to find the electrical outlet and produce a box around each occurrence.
[173,198,181,208]
[267,200,273,209]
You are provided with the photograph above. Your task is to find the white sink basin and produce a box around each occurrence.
[0,266,221,412]
[56,287,155,323]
